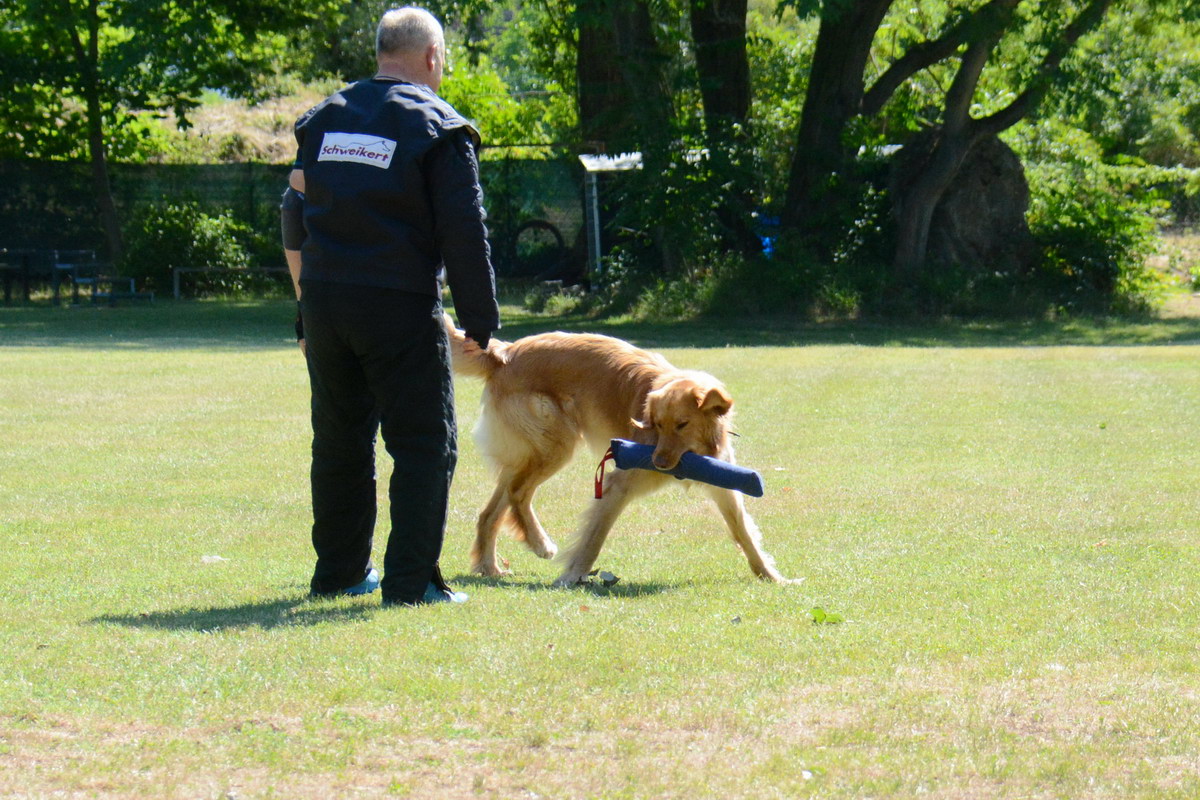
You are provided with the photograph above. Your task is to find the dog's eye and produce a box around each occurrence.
[675,421,689,431]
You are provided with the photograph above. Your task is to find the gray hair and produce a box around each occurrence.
[376,7,444,59]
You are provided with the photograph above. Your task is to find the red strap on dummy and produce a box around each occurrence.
[594,447,615,499]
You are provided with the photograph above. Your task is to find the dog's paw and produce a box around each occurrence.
[551,573,585,589]
[530,539,558,560]
[473,562,513,578]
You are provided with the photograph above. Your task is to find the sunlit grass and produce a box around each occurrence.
[2,299,1199,798]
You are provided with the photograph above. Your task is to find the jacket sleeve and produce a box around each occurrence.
[425,129,501,337]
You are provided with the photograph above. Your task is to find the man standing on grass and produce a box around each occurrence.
[280,6,499,606]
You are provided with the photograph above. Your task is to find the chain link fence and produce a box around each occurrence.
[1,152,585,295]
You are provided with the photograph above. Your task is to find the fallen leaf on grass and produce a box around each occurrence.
[586,569,620,587]
[200,555,229,564]
[809,607,844,625]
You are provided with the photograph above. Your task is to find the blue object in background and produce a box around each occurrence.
[608,438,765,497]
[756,213,780,260]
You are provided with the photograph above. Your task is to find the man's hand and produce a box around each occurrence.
[295,302,306,356]
[463,330,491,351]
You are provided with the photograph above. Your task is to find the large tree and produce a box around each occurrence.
[0,0,331,261]
[777,0,1134,275]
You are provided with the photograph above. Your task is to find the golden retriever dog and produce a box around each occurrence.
[445,316,791,587]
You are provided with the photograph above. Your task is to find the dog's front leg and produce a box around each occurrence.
[706,485,794,584]
[553,470,659,587]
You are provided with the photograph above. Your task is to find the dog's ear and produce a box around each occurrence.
[698,386,733,416]
[637,387,667,430]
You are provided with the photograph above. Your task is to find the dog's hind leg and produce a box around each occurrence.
[471,478,513,577]
[705,486,792,583]
[553,469,663,587]
[506,443,575,561]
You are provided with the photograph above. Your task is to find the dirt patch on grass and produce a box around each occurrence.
[0,712,776,799]
[5,669,1199,799]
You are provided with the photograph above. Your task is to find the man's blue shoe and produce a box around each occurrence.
[342,568,380,596]
[421,581,468,604]
[383,581,468,607]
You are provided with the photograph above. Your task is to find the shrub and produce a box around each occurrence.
[1026,160,1165,313]
[121,202,254,293]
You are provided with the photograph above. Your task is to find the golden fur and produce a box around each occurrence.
[445,315,790,586]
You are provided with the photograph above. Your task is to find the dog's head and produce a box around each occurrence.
[632,373,733,470]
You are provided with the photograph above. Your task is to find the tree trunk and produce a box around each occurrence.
[892,134,974,276]
[892,1,1015,277]
[689,0,759,253]
[85,89,123,264]
[607,0,674,151]
[607,0,681,272]
[781,0,892,233]
[68,0,123,262]
[576,0,633,150]
[689,0,750,135]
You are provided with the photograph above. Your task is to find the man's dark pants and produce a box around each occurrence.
[300,281,457,604]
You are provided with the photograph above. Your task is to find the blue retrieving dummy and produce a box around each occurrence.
[595,438,765,498]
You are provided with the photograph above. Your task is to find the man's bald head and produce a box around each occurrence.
[376,7,444,60]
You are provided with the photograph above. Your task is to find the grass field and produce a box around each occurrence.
[2,298,1199,799]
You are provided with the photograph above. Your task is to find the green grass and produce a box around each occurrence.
[2,298,1200,798]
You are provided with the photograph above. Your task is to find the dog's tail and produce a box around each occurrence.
[443,313,508,379]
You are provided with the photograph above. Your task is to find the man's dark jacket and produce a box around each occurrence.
[295,78,499,337]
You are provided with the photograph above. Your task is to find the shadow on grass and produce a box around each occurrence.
[90,577,675,632]
[450,573,678,598]
[91,595,378,632]
[0,299,294,351]
[4,296,1200,350]
[494,309,1200,349]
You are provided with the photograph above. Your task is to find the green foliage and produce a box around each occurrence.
[0,0,336,161]
[6,0,1197,318]
[746,5,816,207]
[626,255,739,320]
[440,53,574,147]
[1016,121,1168,313]
[121,202,253,293]
[1048,10,1200,168]
[1029,173,1163,313]
[585,136,759,303]
[522,282,588,315]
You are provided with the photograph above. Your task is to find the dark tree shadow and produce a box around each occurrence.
[5,298,1200,351]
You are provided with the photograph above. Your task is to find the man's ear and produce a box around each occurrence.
[698,386,733,416]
